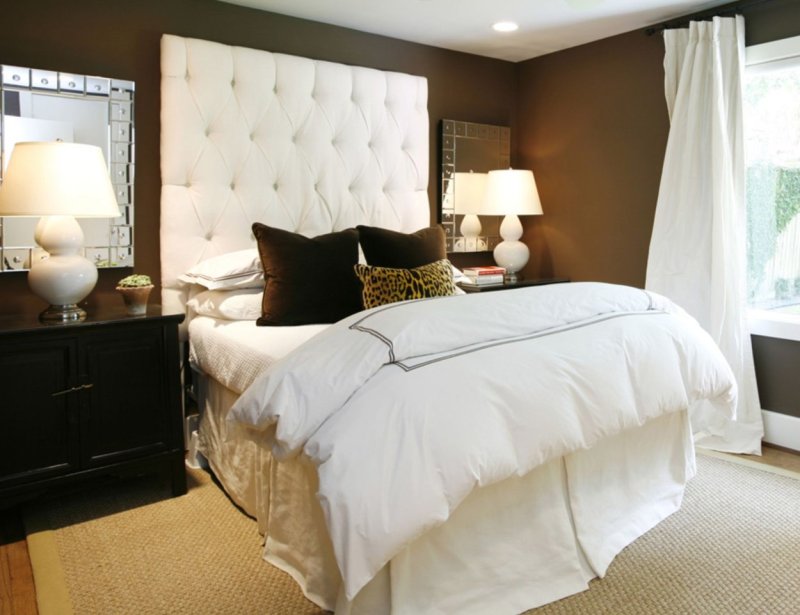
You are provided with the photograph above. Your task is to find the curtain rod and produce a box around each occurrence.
[644,0,773,36]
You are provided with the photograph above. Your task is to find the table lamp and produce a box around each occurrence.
[482,168,543,282]
[0,141,121,322]
[452,171,488,250]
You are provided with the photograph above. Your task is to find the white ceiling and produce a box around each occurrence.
[218,0,732,62]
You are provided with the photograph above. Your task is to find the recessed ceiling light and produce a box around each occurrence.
[493,21,519,33]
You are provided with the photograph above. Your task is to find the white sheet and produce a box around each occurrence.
[230,282,737,599]
[189,316,327,520]
[188,316,327,394]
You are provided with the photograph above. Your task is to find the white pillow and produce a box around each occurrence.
[451,263,467,295]
[187,288,263,321]
[178,249,264,290]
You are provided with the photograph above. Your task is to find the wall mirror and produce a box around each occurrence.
[440,119,510,252]
[0,64,135,272]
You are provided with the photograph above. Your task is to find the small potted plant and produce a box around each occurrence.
[116,274,154,316]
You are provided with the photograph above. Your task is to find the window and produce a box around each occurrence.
[744,35,800,340]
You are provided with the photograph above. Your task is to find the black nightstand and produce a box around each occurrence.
[0,305,186,505]
[458,277,569,293]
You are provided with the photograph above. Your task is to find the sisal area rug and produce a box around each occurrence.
[24,452,800,615]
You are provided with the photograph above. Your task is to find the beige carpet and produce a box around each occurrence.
[24,470,322,615]
[24,453,800,615]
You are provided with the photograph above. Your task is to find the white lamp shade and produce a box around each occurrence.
[482,169,543,217]
[453,171,488,215]
[0,141,120,218]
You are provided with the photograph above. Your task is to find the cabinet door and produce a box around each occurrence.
[80,324,172,467]
[0,337,80,487]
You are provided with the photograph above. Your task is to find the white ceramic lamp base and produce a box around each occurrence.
[459,213,481,239]
[493,214,530,283]
[455,213,488,252]
[29,215,98,322]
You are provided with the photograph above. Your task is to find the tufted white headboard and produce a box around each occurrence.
[160,34,430,316]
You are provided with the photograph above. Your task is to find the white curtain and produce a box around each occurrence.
[646,16,764,454]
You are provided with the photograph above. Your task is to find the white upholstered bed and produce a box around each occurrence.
[160,34,736,614]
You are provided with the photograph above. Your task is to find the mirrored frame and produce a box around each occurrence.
[0,64,135,272]
[440,119,510,252]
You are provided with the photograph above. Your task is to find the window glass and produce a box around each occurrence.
[744,53,800,316]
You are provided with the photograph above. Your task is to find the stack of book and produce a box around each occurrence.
[460,266,506,286]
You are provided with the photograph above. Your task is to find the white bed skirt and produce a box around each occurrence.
[197,373,695,614]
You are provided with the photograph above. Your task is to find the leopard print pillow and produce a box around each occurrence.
[355,259,457,309]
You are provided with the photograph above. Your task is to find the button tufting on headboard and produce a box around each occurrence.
[160,34,430,318]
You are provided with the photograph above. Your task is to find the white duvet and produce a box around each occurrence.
[229,282,737,599]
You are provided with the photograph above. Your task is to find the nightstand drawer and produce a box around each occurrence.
[0,307,186,503]
[80,323,173,468]
[0,338,80,488]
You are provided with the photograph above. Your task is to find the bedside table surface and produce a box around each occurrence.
[0,305,184,335]
[458,277,570,292]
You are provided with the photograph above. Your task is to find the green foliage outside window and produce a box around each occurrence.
[774,167,800,233]
[744,63,800,308]
[746,165,800,302]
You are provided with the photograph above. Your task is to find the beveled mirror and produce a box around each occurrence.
[0,64,135,272]
[440,119,510,252]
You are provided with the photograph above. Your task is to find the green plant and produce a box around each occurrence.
[117,274,152,288]
[775,278,790,300]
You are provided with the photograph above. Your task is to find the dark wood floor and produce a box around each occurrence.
[1,444,798,615]
[0,509,36,615]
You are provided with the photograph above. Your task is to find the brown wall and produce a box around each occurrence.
[516,0,800,420]
[515,29,667,284]
[0,0,516,315]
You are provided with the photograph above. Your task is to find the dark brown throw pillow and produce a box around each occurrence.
[252,223,363,326]
[357,225,446,269]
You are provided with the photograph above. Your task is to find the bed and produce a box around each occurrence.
[159,34,737,614]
